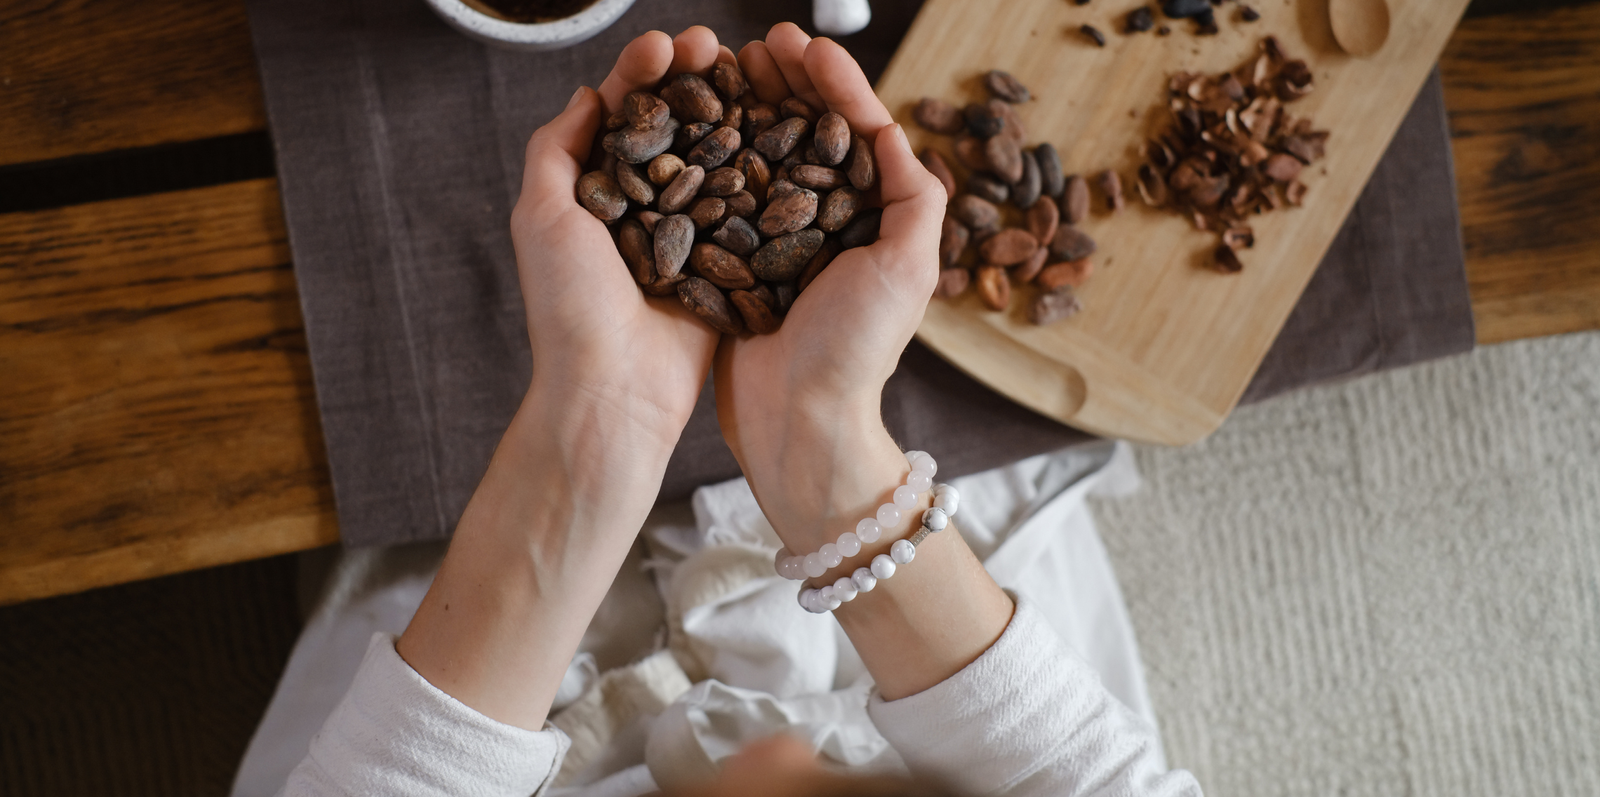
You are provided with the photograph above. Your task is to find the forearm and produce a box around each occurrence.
[396,382,677,730]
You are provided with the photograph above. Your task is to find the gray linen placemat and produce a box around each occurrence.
[245,0,1473,546]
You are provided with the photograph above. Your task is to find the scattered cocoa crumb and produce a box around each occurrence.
[1240,5,1260,21]
[1125,6,1155,33]
[1157,24,1172,35]
[1081,24,1107,46]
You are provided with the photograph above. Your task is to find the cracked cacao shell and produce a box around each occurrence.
[576,171,627,221]
[653,214,696,279]
[678,277,743,334]
[751,228,826,281]
[758,187,818,236]
[976,265,1010,311]
[753,117,811,161]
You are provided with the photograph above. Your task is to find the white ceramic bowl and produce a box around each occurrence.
[424,0,637,51]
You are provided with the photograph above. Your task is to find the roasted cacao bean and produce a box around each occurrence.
[1037,258,1095,290]
[1027,196,1059,245]
[576,171,628,221]
[914,97,966,134]
[954,134,990,173]
[952,194,1002,233]
[967,174,1010,204]
[980,229,1040,266]
[790,165,849,192]
[690,242,755,289]
[648,153,686,186]
[1049,226,1097,262]
[701,166,746,196]
[603,118,680,164]
[935,267,971,298]
[758,187,819,236]
[984,70,1032,103]
[687,126,741,170]
[660,73,724,125]
[985,135,1024,184]
[678,277,743,334]
[658,164,705,214]
[752,228,826,281]
[653,214,696,279]
[920,148,958,198]
[688,196,726,230]
[618,218,655,285]
[1013,244,1049,283]
[940,214,970,267]
[713,215,761,256]
[976,265,1010,311]
[1096,169,1124,211]
[817,186,863,233]
[724,189,758,219]
[847,135,876,191]
[838,207,882,249]
[1063,174,1091,224]
[797,236,842,291]
[624,91,670,130]
[964,102,1005,138]
[1012,149,1041,209]
[813,112,850,167]
[1035,143,1064,198]
[753,117,810,161]
[615,160,655,205]
[713,62,748,101]
[780,97,819,124]
[742,103,781,143]
[730,289,780,334]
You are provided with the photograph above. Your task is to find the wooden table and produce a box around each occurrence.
[2,0,1597,605]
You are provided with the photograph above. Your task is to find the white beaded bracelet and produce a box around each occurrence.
[775,450,940,581]
[797,479,960,614]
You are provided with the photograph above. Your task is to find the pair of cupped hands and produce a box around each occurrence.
[517,24,945,543]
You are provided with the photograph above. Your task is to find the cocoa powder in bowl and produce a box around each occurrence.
[464,0,598,22]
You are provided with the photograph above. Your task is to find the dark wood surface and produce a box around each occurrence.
[0,0,1596,602]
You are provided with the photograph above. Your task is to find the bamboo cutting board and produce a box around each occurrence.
[877,0,1471,445]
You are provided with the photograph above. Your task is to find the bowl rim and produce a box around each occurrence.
[425,0,635,42]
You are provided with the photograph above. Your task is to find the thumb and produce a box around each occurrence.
[865,123,946,290]
[518,86,602,207]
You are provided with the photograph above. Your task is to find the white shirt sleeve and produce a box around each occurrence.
[281,633,570,797]
[867,594,1202,797]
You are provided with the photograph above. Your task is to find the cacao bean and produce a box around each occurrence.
[967,174,1010,205]
[634,209,663,235]
[688,196,726,230]
[816,186,863,233]
[600,152,619,178]
[618,218,655,285]
[994,99,1026,144]
[719,102,742,131]
[742,104,781,143]
[653,214,696,279]
[1034,143,1064,198]
[1096,169,1124,211]
[914,97,966,135]
[838,207,882,249]
[758,187,819,237]
[1037,258,1094,290]
[979,229,1040,266]
[674,122,715,154]
[660,73,723,125]
[713,215,761,256]
[781,146,805,169]
[687,126,741,170]
[1263,153,1302,183]
[642,271,686,297]
[797,236,842,291]
[920,148,957,198]
[847,135,876,191]
[732,149,771,207]
[954,134,990,172]
[940,214,970,267]
[724,190,758,219]
[615,160,655,205]
[605,110,629,131]
[935,267,971,298]
[984,70,1032,103]
[1049,226,1097,262]
[951,194,1001,233]
[790,165,849,192]
[753,117,810,161]
[624,91,670,130]
[1012,149,1041,209]
[812,112,850,167]
[986,135,1024,184]
[1125,6,1155,33]
[964,102,1005,138]
[1013,244,1049,283]
[678,277,743,334]
[1213,245,1244,272]
[767,179,801,203]
[701,166,746,197]
[712,62,748,101]
[749,283,779,312]
[976,265,1010,311]
[576,171,628,221]
[658,165,705,215]
[603,118,681,164]
[730,289,780,334]
[780,97,819,124]
[690,242,755,289]
[1063,174,1090,224]
[1027,196,1059,245]
[775,281,798,312]
[1028,287,1083,325]
[752,228,826,282]
[648,153,686,186]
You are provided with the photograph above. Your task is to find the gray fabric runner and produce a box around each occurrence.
[245,0,1473,547]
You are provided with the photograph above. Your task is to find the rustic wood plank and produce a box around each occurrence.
[0,179,336,605]
[0,0,266,167]
[1443,4,1600,343]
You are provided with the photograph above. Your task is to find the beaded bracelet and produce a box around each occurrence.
[796,480,961,614]
[774,450,940,581]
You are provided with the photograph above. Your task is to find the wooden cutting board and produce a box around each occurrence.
[877,0,1471,445]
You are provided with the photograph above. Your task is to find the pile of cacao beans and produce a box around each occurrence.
[575,62,879,335]
[913,70,1115,327]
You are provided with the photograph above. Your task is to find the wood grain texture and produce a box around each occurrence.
[880,0,1473,445]
[1442,4,1600,344]
[0,180,336,605]
[0,0,266,167]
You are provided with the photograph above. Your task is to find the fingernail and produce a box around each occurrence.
[566,86,587,110]
[891,123,911,154]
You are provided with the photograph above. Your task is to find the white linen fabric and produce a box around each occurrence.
[240,443,1200,797]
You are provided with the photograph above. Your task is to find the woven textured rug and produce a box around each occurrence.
[1094,331,1600,795]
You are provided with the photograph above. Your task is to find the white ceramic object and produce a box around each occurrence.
[425,0,636,51]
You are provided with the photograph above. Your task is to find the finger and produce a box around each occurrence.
[716,45,738,66]
[764,22,824,110]
[597,31,674,113]
[517,87,604,215]
[803,37,894,135]
[737,41,791,106]
[865,124,946,287]
[668,26,721,77]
